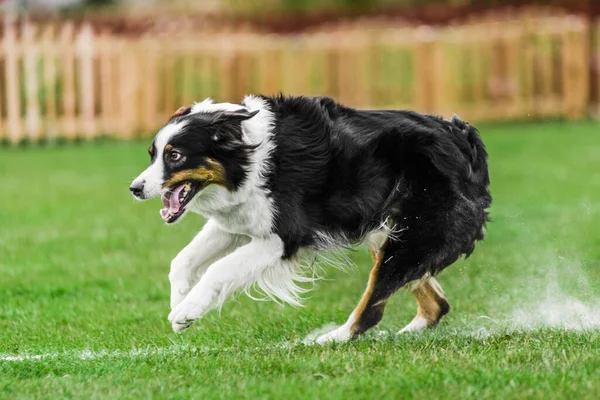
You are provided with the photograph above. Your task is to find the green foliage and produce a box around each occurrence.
[1,121,599,398]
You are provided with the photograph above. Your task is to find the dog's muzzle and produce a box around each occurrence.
[129,181,145,199]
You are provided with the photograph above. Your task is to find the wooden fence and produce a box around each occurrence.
[0,13,596,143]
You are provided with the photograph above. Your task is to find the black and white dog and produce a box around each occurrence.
[130,95,491,342]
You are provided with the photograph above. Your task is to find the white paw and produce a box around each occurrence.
[314,323,353,344]
[398,316,429,334]
[168,299,203,333]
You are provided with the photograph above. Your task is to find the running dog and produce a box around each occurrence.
[129,95,491,342]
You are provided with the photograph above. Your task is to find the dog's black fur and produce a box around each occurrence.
[260,96,491,272]
[256,95,491,335]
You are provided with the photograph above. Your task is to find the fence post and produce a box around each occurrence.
[560,17,589,119]
[98,30,114,134]
[538,19,554,117]
[163,43,175,114]
[60,22,77,138]
[41,25,58,139]
[77,22,96,138]
[433,32,449,117]
[505,23,521,119]
[336,32,353,105]
[259,37,282,96]
[368,31,383,108]
[415,26,444,114]
[233,39,249,100]
[354,32,370,108]
[23,21,42,141]
[219,37,234,100]
[521,10,536,118]
[142,36,159,133]
[181,39,194,105]
[118,39,137,137]
[575,17,589,119]
[4,15,22,143]
[200,45,217,100]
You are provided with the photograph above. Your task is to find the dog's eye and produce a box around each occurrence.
[169,151,182,162]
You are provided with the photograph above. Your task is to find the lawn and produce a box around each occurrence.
[1,121,599,399]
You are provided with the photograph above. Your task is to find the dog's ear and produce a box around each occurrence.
[211,109,259,144]
[170,105,192,120]
[213,109,259,124]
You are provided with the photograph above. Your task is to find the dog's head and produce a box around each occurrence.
[129,99,259,224]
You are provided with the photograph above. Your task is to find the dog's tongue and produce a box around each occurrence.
[160,184,185,220]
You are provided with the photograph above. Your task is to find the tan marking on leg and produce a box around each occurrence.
[369,249,377,263]
[349,248,387,333]
[408,277,450,327]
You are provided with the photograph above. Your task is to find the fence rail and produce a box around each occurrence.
[0,12,596,143]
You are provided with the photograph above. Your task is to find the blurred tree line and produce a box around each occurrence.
[224,0,591,15]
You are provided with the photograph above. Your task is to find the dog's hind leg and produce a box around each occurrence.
[315,233,456,343]
[315,239,403,343]
[398,277,450,333]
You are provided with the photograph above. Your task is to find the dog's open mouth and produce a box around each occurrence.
[160,182,200,224]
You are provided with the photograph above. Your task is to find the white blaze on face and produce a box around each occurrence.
[130,120,187,199]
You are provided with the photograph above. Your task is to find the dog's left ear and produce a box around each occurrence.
[211,109,259,144]
[170,105,192,120]
[213,109,259,124]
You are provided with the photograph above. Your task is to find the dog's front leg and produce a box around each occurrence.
[168,235,285,333]
[169,219,245,310]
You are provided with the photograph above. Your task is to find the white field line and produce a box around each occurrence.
[1,345,201,362]
[0,342,294,363]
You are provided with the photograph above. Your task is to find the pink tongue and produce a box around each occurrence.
[160,184,186,220]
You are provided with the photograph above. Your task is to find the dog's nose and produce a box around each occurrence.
[129,182,144,198]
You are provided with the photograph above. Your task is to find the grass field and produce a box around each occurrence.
[1,121,599,399]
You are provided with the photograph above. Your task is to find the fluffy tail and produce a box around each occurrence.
[448,114,492,231]
[449,114,490,189]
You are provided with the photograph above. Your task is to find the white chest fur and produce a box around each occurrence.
[190,185,274,237]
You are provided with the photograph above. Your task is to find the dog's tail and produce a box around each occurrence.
[448,114,490,189]
[402,113,490,193]
[447,114,492,233]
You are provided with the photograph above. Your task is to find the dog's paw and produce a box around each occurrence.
[313,324,353,344]
[397,316,429,334]
[171,319,195,333]
[168,301,202,333]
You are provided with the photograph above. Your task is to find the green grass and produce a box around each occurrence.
[1,121,599,399]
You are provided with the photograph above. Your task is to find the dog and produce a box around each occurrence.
[129,95,491,342]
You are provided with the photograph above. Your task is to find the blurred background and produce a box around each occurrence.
[0,0,598,142]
